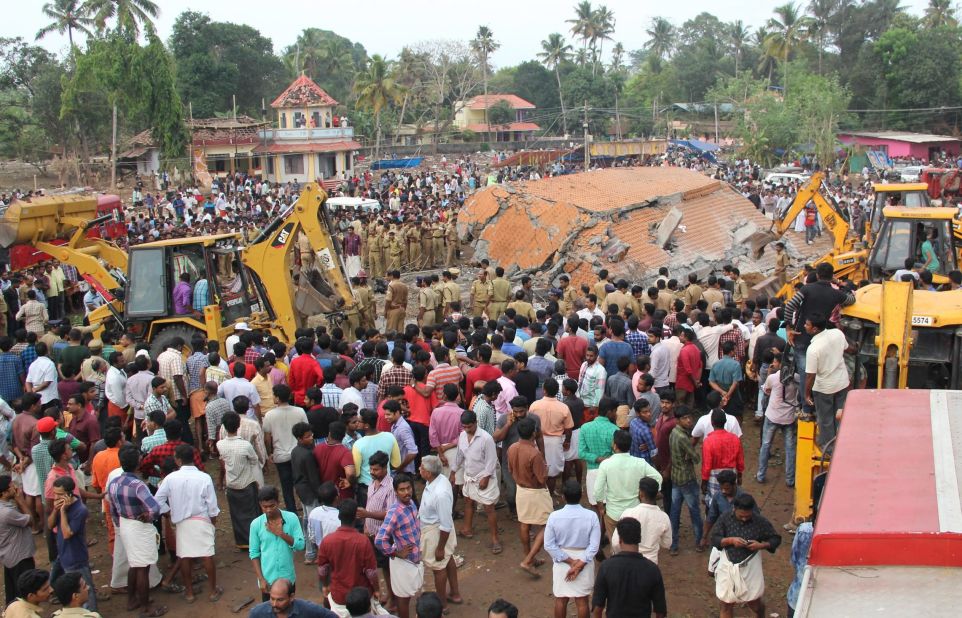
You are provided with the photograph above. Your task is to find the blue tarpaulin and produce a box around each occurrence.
[670,139,719,163]
[370,157,423,170]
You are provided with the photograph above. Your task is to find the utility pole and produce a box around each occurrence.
[714,103,720,144]
[583,100,590,170]
[110,103,117,189]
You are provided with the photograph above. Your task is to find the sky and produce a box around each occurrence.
[6,0,933,67]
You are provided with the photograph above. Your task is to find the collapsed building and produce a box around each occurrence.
[458,167,813,288]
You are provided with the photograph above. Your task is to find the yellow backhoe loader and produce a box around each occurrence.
[0,182,355,354]
[792,280,962,520]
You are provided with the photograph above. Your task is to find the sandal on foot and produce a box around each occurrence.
[160,583,184,593]
[446,596,464,605]
[519,563,541,578]
[140,606,168,618]
[184,595,196,604]
[209,586,224,602]
[490,542,503,555]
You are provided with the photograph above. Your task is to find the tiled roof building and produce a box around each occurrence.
[459,167,807,287]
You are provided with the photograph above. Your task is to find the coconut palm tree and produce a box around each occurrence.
[645,17,675,60]
[609,42,626,139]
[923,0,958,28]
[567,1,596,58]
[36,0,94,48]
[86,0,159,37]
[808,0,837,74]
[765,3,812,94]
[354,54,404,163]
[592,5,615,76]
[538,33,573,135]
[729,20,751,74]
[755,27,778,81]
[471,26,500,140]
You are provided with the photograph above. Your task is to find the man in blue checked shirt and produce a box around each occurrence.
[375,473,422,618]
[629,399,657,463]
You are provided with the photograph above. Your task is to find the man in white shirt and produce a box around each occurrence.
[610,477,670,564]
[576,295,606,324]
[803,315,850,452]
[154,443,224,603]
[692,392,743,443]
[647,329,670,391]
[692,316,734,370]
[218,363,261,419]
[261,384,308,513]
[25,342,58,405]
[307,482,341,558]
[105,351,128,419]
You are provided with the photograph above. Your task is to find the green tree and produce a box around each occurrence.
[354,54,403,161]
[764,3,813,94]
[538,33,572,134]
[807,0,837,74]
[923,0,958,28]
[36,0,94,48]
[645,17,675,60]
[282,29,368,105]
[561,65,614,135]
[567,1,596,60]
[471,26,499,139]
[169,11,286,118]
[486,99,514,128]
[86,0,159,37]
[592,5,616,75]
[729,20,751,75]
[130,34,189,162]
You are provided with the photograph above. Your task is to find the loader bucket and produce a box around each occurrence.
[747,231,778,259]
[0,195,99,248]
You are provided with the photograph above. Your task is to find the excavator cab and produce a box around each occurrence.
[867,183,931,242]
[867,207,958,281]
[125,235,272,346]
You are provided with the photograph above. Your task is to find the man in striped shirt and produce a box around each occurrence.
[416,347,461,401]
[319,367,343,410]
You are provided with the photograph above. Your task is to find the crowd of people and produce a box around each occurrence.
[0,239,864,618]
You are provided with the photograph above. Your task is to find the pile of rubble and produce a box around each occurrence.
[457,167,819,289]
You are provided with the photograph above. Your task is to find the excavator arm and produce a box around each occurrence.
[750,172,852,258]
[240,182,355,343]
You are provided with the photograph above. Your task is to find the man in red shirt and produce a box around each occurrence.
[700,409,744,500]
[404,365,433,466]
[288,338,322,407]
[556,319,588,380]
[675,327,703,407]
[464,345,501,402]
[314,421,356,500]
[317,499,381,613]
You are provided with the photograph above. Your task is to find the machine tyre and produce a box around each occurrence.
[149,324,203,359]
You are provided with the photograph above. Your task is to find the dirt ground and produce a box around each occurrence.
[24,415,796,618]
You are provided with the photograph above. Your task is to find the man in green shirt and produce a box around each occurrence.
[249,485,305,602]
[668,406,702,555]
[593,429,662,542]
[58,329,90,380]
[578,397,619,517]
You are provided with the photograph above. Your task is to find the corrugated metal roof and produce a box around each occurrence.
[840,131,960,144]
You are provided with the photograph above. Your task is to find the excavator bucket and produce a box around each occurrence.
[0,194,99,248]
[747,231,778,259]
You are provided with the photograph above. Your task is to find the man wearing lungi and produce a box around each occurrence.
[452,410,502,555]
[155,444,224,603]
[710,493,781,618]
[417,456,462,615]
[507,417,552,578]
[374,473,422,618]
[216,412,261,549]
[106,445,165,617]
[545,479,601,618]
[528,380,573,498]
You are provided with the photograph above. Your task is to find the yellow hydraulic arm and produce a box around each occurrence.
[876,280,914,389]
[751,172,853,258]
[240,182,354,343]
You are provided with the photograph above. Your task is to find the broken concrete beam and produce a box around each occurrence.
[656,207,683,249]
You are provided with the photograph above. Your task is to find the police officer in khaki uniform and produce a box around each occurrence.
[421,222,434,268]
[593,268,610,305]
[398,224,410,266]
[417,277,437,326]
[354,271,377,329]
[384,270,408,333]
[407,223,421,268]
[559,274,578,316]
[469,269,493,318]
[445,219,459,267]
[432,223,445,268]
[606,280,631,316]
[359,222,369,270]
[388,231,403,272]
[297,230,313,270]
[368,228,383,279]
[507,289,536,322]
[488,266,511,321]
[441,269,461,317]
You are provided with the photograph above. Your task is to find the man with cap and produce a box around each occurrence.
[417,278,437,327]
[225,323,251,359]
[488,267,511,321]
[470,270,493,318]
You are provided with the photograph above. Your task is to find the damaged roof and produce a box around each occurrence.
[271,75,339,109]
[459,167,785,287]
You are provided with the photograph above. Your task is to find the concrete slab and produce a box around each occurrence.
[656,207,683,248]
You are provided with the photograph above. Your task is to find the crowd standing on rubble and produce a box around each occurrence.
[0,145,956,618]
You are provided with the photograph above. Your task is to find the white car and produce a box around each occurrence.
[898,166,923,182]
[764,172,810,186]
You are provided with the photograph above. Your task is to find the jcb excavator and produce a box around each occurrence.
[0,182,355,354]
[751,173,960,298]
[792,280,962,520]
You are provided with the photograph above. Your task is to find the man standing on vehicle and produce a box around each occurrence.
[802,314,850,452]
